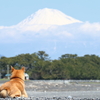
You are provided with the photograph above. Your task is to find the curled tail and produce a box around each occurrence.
[0,90,8,98]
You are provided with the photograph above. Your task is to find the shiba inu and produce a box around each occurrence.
[0,66,28,98]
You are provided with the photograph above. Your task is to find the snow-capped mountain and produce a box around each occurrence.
[1,8,99,59]
[15,8,82,32]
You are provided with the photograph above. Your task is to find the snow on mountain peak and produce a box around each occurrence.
[16,8,82,32]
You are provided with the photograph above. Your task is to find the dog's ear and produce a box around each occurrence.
[21,67,25,72]
[11,66,15,72]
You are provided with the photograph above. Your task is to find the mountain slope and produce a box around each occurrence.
[1,8,99,59]
[15,8,82,32]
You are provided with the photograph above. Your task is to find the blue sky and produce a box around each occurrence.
[0,0,100,59]
[0,0,100,26]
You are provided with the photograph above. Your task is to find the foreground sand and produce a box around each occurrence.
[1,80,100,99]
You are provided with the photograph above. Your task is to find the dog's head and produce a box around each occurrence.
[10,66,25,81]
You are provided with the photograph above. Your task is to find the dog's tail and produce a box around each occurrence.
[0,90,8,98]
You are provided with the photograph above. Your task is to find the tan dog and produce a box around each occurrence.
[0,66,28,98]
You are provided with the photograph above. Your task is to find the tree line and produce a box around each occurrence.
[0,51,100,80]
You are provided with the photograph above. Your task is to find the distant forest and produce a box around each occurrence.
[0,51,100,80]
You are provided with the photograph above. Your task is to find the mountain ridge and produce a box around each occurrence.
[15,8,82,32]
[0,8,82,32]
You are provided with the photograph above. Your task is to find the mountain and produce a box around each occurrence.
[15,8,82,32]
[0,8,99,59]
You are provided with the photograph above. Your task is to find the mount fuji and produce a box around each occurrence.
[0,8,99,59]
[14,8,82,32]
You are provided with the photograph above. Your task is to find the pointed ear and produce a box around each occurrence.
[11,66,14,72]
[21,67,25,72]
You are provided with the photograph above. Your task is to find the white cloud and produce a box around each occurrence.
[80,22,100,33]
[0,22,100,59]
[58,31,73,37]
[78,22,100,38]
[0,26,4,29]
[0,21,100,43]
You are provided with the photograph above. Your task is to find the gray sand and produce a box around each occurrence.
[1,80,100,99]
[25,80,100,99]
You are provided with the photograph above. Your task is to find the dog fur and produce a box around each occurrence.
[0,66,28,98]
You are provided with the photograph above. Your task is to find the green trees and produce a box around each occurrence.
[0,51,100,80]
[37,51,50,61]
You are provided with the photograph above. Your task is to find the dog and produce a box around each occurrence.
[0,66,28,98]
